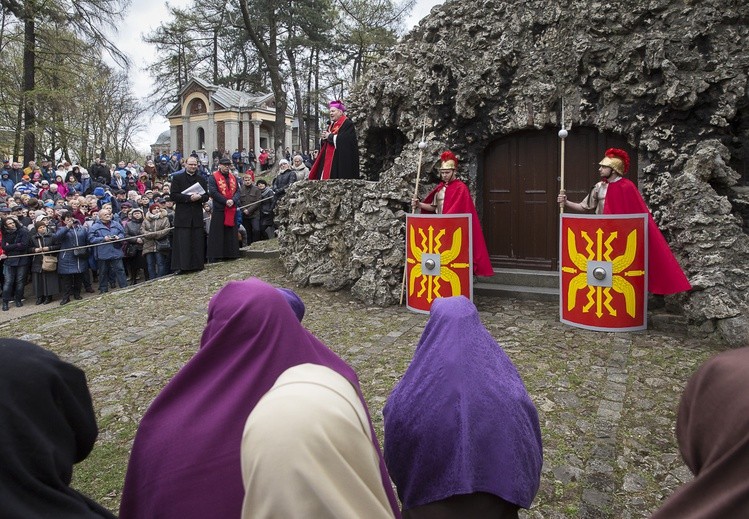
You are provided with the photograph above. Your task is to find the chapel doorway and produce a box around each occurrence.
[481,127,637,271]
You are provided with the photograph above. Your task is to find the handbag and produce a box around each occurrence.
[156,237,171,252]
[38,237,58,272]
[42,255,57,272]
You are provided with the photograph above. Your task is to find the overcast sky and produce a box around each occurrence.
[116,0,445,152]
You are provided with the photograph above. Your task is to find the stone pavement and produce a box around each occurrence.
[0,253,726,517]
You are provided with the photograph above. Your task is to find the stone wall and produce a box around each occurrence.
[343,0,749,345]
[275,180,410,306]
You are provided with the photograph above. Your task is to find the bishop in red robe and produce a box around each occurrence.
[309,100,360,180]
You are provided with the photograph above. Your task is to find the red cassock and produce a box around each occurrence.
[422,180,494,277]
[604,178,691,295]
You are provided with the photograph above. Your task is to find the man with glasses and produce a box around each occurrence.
[170,156,209,273]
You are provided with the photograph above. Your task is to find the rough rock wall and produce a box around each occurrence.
[345,0,749,344]
[275,180,409,306]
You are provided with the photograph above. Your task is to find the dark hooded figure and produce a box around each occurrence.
[0,339,115,518]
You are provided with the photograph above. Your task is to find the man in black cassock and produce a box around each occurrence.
[170,156,209,272]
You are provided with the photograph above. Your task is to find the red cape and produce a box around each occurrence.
[423,180,494,277]
[604,178,691,295]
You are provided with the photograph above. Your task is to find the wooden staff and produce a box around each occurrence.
[400,120,428,306]
[558,99,568,214]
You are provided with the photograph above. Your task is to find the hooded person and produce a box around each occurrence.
[309,100,360,180]
[241,363,396,519]
[651,347,749,519]
[383,296,543,518]
[411,151,494,276]
[557,148,691,294]
[0,339,115,518]
[119,279,401,519]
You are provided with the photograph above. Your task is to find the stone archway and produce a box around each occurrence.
[481,127,636,271]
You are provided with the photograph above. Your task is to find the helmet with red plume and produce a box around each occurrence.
[599,148,630,175]
[440,151,458,170]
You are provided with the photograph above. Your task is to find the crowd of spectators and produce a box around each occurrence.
[0,151,289,311]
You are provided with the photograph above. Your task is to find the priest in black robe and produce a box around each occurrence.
[170,156,209,272]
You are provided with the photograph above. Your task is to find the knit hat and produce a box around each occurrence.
[93,187,105,197]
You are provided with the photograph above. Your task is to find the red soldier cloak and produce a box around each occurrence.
[604,178,691,294]
[422,180,494,277]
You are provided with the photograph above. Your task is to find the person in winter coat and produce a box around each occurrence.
[1,216,30,310]
[239,174,262,244]
[28,219,61,304]
[255,180,275,239]
[124,207,147,285]
[52,211,89,304]
[291,155,309,181]
[142,203,171,279]
[271,159,296,207]
[88,208,127,293]
[65,172,83,196]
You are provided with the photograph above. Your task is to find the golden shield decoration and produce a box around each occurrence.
[406,214,473,314]
[560,213,648,331]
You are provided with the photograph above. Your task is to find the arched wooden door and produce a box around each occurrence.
[481,127,636,271]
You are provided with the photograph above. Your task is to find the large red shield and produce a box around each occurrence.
[560,213,648,331]
[406,214,473,314]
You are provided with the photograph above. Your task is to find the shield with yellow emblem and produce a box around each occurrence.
[560,213,648,331]
[406,213,473,314]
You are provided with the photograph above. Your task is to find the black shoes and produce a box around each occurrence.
[73,293,82,300]
[36,297,44,305]
[14,299,22,308]
[60,297,70,306]
[2,301,8,311]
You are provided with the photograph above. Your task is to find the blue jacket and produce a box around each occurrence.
[52,224,89,274]
[0,177,14,193]
[88,220,125,260]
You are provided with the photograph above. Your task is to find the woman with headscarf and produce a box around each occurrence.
[650,347,749,518]
[0,339,115,518]
[28,218,61,304]
[383,296,543,518]
[119,279,401,519]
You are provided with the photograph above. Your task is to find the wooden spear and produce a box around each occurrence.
[558,99,568,214]
[400,120,428,306]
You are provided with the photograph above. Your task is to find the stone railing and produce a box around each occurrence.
[275,179,410,306]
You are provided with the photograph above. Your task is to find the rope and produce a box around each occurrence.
[3,195,275,260]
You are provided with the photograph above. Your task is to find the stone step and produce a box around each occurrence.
[474,281,558,302]
[482,268,560,289]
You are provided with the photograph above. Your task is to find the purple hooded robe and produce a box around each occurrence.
[383,296,543,512]
[119,278,400,519]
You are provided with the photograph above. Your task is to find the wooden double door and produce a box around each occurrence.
[481,127,636,271]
